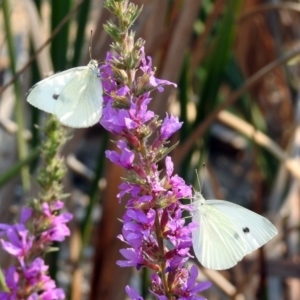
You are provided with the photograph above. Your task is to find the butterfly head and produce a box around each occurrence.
[195,191,205,202]
[191,191,206,210]
[88,60,100,77]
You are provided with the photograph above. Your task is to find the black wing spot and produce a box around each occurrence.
[243,227,250,234]
[53,93,59,100]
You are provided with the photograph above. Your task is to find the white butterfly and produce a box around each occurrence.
[27,60,103,128]
[192,192,278,270]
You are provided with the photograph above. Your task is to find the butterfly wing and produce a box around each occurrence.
[192,202,247,270]
[54,67,103,128]
[206,200,278,254]
[27,67,87,114]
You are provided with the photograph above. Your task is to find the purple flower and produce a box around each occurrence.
[0,224,33,263]
[170,174,193,199]
[101,105,132,134]
[163,211,194,245]
[0,267,18,298]
[165,157,192,199]
[0,202,71,299]
[117,182,137,202]
[0,293,14,300]
[117,248,144,269]
[175,266,212,300]
[106,140,135,168]
[20,207,32,223]
[99,52,117,97]
[135,94,154,122]
[160,114,183,140]
[40,202,72,242]
[149,274,168,300]
[38,288,65,300]
[28,288,65,300]
[101,96,154,135]
[125,286,144,300]
[140,47,177,92]
[121,209,155,248]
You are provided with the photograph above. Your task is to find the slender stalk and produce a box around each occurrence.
[154,213,169,296]
[2,0,29,190]
[239,2,300,21]
[0,148,39,187]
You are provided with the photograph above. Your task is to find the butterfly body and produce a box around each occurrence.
[27,60,103,128]
[192,192,277,270]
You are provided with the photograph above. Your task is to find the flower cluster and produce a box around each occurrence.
[0,201,72,299]
[100,44,211,298]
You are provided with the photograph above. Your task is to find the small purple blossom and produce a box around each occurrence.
[149,274,168,300]
[125,286,144,300]
[117,248,144,269]
[0,267,18,298]
[121,209,155,248]
[175,266,212,300]
[106,140,135,168]
[140,47,177,92]
[40,202,73,242]
[0,224,33,264]
[23,258,48,281]
[165,156,192,199]
[160,114,183,140]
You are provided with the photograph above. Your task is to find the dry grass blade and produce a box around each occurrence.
[151,0,202,117]
[216,110,300,180]
[174,47,300,168]
[23,0,53,76]
[200,267,245,299]
[191,0,226,74]
[239,2,300,22]
[0,0,84,97]
[144,0,168,55]
[0,118,32,139]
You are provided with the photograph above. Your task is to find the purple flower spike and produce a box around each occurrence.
[0,200,71,299]
[100,12,211,298]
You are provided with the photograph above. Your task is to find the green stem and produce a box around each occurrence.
[154,212,169,297]
[71,0,92,66]
[0,267,8,291]
[0,148,39,187]
[2,0,29,190]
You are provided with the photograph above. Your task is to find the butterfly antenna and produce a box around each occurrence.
[89,30,93,60]
[195,163,206,192]
[195,169,202,192]
[201,163,206,191]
